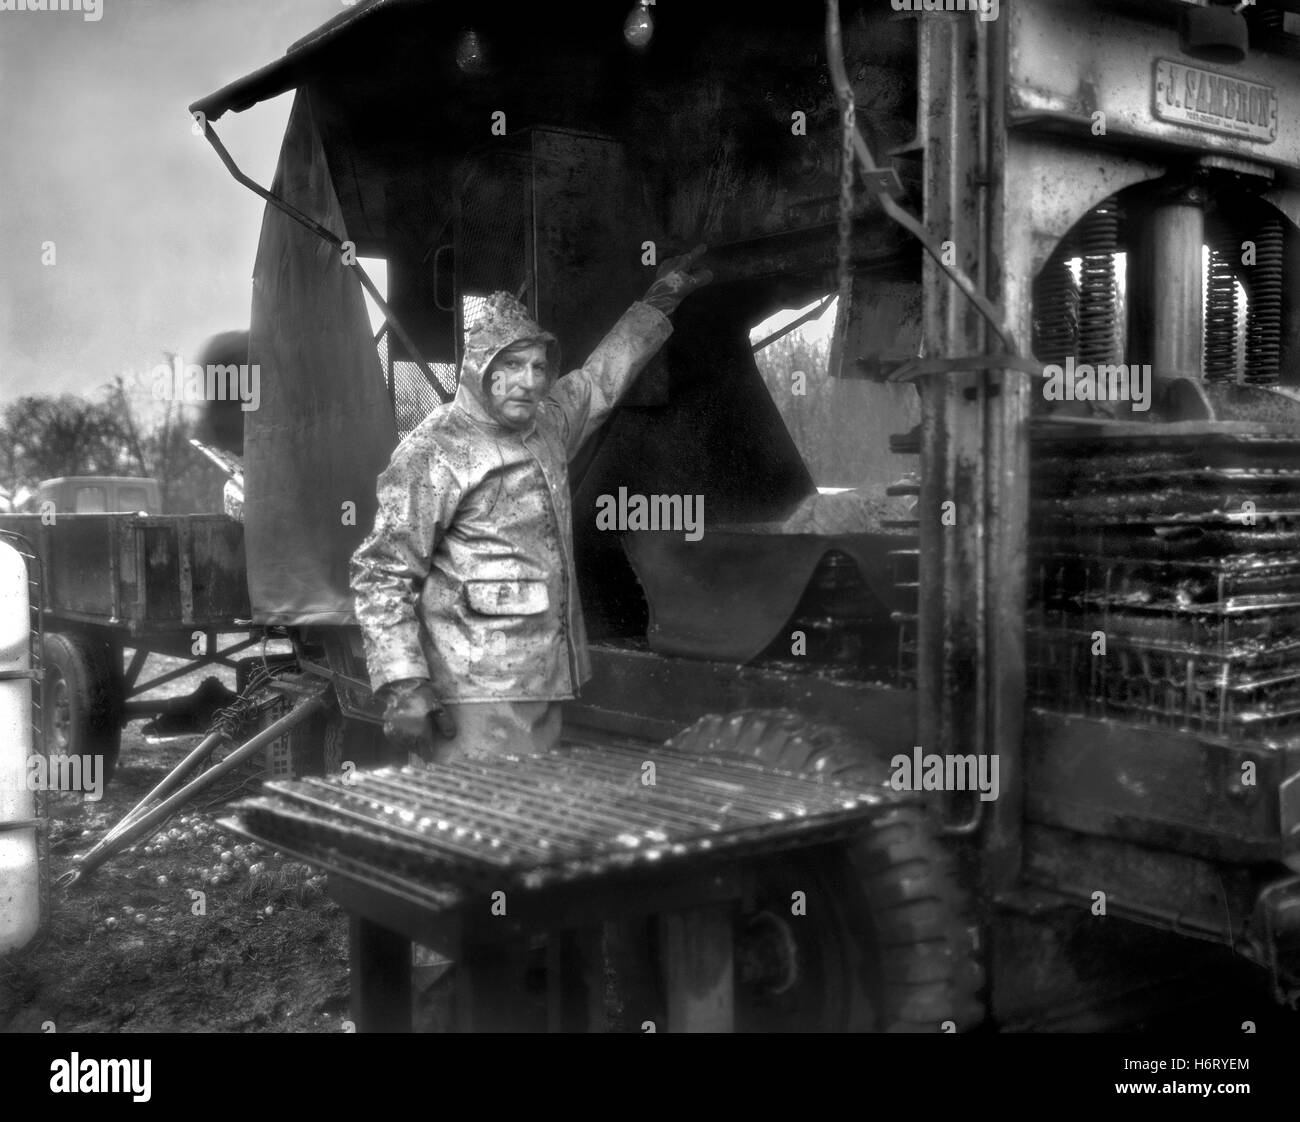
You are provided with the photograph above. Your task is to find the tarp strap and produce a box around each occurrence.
[200,121,448,401]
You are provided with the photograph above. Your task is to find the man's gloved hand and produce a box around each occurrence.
[379,678,457,761]
[642,244,713,316]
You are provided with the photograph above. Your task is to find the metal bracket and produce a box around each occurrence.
[853,352,921,381]
[858,165,905,200]
[0,668,42,682]
[861,353,1044,383]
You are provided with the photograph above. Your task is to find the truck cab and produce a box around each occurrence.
[29,476,163,516]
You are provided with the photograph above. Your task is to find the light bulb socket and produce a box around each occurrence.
[456,28,487,74]
[624,2,654,49]
[1179,5,1248,65]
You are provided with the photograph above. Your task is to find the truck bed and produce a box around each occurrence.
[0,513,250,634]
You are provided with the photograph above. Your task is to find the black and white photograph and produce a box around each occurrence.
[0,0,1297,1081]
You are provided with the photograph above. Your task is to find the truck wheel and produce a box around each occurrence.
[285,709,387,778]
[664,708,986,1032]
[284,706,329,778]
[41,632,122,793]
[323,712,388,775]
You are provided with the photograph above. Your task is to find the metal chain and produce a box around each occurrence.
[837,91,857,309]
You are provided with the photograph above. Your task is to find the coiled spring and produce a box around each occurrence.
[1204,219,1240,383]
[1032,249,1079,367]
[1246,215,1283,385]
[1078,207,1120,367]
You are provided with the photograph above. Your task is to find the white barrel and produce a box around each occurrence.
[0,540,39,952]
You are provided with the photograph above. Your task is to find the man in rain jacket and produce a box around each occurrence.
[350,247,711,763]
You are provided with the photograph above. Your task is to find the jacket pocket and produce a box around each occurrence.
[464,578,550,616]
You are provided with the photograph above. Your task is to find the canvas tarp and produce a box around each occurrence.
[245,89,398,625]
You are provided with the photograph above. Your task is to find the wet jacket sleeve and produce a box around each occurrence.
[349,439,463,692]
[545,300,673,458]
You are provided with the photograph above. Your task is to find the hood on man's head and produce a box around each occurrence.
[459,292,560,408]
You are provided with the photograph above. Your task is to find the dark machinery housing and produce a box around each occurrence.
[190,0,1300,1029]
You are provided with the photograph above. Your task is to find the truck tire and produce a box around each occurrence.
[323,712,389,775]
[284,706,329,779]
[285,708,387,778]
[664,708,986,1032]
[41,632,122,793]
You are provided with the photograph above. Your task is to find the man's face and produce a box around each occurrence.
[485,342,551,430]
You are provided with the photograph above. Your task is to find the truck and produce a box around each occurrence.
[23,476,163,517]
[0,483,253,788]
[182,0,1300,1029]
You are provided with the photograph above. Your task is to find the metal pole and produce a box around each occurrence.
[198,122,449,401]
[101,726,228,846]
[1150,189,1206,382]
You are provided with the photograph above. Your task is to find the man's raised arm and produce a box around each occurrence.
[547,245,712,458]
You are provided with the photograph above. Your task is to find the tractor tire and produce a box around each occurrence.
[41,631,123,794]
[664,708,986,1032]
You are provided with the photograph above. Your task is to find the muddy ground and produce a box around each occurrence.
[1,732,353,1033]
[0,653,452,1034]
[2,657,1297,1034]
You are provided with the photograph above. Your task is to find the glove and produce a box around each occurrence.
[642,244,713,316]
[379,678,457,761]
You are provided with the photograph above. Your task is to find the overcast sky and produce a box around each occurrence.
[0,0,344,404]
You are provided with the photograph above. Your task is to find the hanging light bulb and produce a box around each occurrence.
[456,28,487,74]
[624,1,654,50]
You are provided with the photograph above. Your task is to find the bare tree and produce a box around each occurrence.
[0,395,126,491]
[756,322,925,490]
[0,378,224,515]
[754,332,843,481]
[101,372,224,514]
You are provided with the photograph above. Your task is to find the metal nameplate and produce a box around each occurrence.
[1153,59,1277,144]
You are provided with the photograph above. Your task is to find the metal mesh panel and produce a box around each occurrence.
[365,153,535,441]
[462,294,494,336]
[375,325,459,438]
[458,157,532,326]
[393,360,456,436]
[224,741,892,895]
[1029,428,1300,740]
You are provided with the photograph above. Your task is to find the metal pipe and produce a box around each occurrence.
[101,726,228,846]
[128,636,259,695]
[1151,194,1206,381]
[198,122,449,401]
[824,0,1020,356]
[61,691,328,887]
[750,296,835,353]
